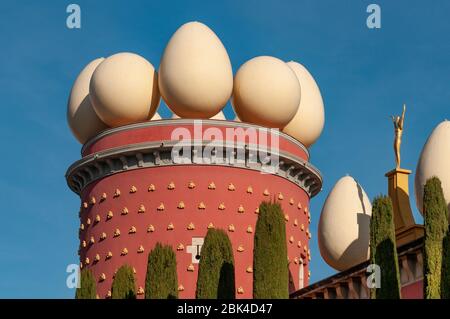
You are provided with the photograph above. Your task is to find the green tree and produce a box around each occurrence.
[253,201,288,299]
[423,177,448,299]
[369,195,401,299]
[75,268,97,299]
[111,264,136,299]
[145,243,178,299]
[442,228,450,299]
[196,228,235,299]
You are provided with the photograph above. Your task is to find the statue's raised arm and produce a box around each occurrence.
[399,104,406,129]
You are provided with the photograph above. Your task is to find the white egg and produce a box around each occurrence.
[282,61,325,147]
[159,21,233,118]
[67,58,109,144]
[210,111,226,120]
[90,52,160,127]
[414,120,450,218]
[151,112,162,120]
[232,56,300,128]
[318,176,372,271]
[171,113,180,119]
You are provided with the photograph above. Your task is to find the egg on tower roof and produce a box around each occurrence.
[89,52,160,127]
[159,21,233,119]
[67,58,109,144]
[210,111,226,120]
[282,61,325,147]
[151,112,162,120]
[231,56,300,129]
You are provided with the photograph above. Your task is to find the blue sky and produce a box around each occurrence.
[0,0,449,298]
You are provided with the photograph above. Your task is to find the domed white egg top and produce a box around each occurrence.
[210,111,226,120]
[151,112,162,120]
[415,120,450,218]
[67,58,109,144]
[318,176,372,271]
[159,21,233,118]
[282,61,325,147]
[232,56,300,128]
[89,52,160,127]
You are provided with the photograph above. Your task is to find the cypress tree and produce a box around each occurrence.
[253,201,288,299]
[442,228,450,299]
[111,264,136,299]
[369,195,401,299]
[145,243,178,299]
[423,177,448,299]
[75,268,97,299]
[196,228,235,299]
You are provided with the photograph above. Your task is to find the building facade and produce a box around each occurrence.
[66,119,323,298]
[290,238,424,299]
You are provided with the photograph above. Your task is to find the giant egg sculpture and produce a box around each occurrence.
[159,22,233,118]
[210,111,226,120]
[318,176,372,271]
[415,120,450,219]
[151,112,162,120]
[232,56,300,128]
[282,61,325,147]
[67,58,109,144]
[89,52,160,127]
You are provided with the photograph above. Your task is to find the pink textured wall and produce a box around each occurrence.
[78,165,312,298]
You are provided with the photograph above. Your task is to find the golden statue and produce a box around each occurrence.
[391,104,406,169]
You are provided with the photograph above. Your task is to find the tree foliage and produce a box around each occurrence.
[145,243,178,299]
[253,201,288,299]
[196,228,235,299]
[423,177,448,299]
[75,268,97,299]
[369,195,401,299]
[111,264,136,299]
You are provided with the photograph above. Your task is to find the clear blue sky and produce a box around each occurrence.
[0,0,449,298]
